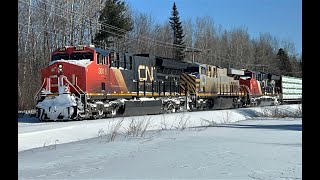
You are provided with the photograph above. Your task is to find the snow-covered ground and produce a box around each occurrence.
[18,104,301,152]
[18,104,302,179]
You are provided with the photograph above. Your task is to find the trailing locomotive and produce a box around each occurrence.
[35,45,302,121]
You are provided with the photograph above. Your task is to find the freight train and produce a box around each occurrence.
[34,45,302,121]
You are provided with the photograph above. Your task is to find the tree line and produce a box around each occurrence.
[18,0,302,110]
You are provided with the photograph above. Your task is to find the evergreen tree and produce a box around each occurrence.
[94,0,133,49]
[277,48,292,76]
[169,2,185,60]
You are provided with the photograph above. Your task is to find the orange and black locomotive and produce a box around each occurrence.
[35,45,301,121]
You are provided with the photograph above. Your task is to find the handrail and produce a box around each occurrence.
[62,75,83,97]
[34,75,87,110]
[75,77,85,94]
[34,78,46,106]
[240,84,251,95]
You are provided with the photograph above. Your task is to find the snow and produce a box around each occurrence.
[18,113,301,179]
[49,59,92,67]
[18,104,301,152]
[36,93,77,120]
[138,97,157,101]
[36,94,77,109]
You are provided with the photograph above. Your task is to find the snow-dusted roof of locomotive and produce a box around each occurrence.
[194,62,206,66]
[49,59,92,67]
[188,62,222,68]
[94,47,112,56]
[187,62,204,68]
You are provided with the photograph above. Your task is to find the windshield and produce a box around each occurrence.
[51,52,94,61]
[51,53,69,61]
[70,52,93,61]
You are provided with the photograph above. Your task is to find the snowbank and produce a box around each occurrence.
[18,104,301,152]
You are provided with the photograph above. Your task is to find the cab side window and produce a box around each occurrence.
[109,52,120,68]
[201,67,206,75]
[97,53,108,65]
[129,56,133,70]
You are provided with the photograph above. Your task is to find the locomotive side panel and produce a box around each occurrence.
[132,54,156,95]
[95,52,134,96]
[85,55,108,94]
[155,57,188,96]
[204,65,218,93]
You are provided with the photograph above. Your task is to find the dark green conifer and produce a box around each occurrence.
[169,2,185,60]
[94,0,133,48]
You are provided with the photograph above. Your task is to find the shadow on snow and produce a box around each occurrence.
[18,117,40,123]
[217,123,302,131]
[236,108,261,117]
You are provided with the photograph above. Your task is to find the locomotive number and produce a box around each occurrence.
[98,67,108,75]
[74,46,84,51]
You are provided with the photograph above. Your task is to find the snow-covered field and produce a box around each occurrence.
[18,104,302,179]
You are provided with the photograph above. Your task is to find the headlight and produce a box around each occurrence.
[58,64,63,73]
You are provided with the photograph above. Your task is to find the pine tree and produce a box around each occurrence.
[277,48,292,76]
[94,0,133,49]
[169,2,185,60]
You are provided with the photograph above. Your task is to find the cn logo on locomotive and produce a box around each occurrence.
[138,65,154,81]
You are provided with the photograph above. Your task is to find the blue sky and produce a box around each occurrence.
[126,0,302,55]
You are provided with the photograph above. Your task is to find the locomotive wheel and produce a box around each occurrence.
[107,107,117,117]
[164,103,174,113]
[76,112,86,121]
[96,110,104,119]
[98,109,104,117]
